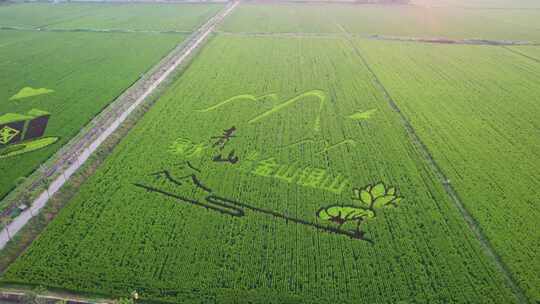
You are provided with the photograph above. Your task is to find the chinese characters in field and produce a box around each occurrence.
[244,157,349,194]
[168,135,349,195]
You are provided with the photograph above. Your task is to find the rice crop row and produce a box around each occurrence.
[355,39,540,302]
[2,35,518,304]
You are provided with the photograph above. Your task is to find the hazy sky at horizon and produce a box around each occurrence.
[411,0,540,8]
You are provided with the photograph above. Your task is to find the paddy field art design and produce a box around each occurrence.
[0,109,58,159]
[317,182,403,241]
[143,122,405,243]
[9,87,55,101]
[195,90,378,157]
[198,90,328,132]
[348,108,377,121]
[1,9,537,303]
[135,161,404,243]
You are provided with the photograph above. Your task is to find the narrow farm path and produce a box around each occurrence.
[337,23,530,304]
[0,1,240,250]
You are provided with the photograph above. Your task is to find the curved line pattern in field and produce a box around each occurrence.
[197,90,327,132]
[248,90,327,132]
[0,137,59,159]
[196,93,278,112]
[319,139,357,154]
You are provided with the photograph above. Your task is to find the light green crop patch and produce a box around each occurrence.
[197,90,327,132]
[348,109,377,121]
[0,137,59,159]
[9,87,55,101]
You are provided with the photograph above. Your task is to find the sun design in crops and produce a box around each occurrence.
[0,126,20,145]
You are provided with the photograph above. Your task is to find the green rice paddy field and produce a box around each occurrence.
[1,1,539,304]
[355,39,540,302]
[0,3,223,201]
[220,3,540,42]
[0,34,521,304]
[0,3,223,31]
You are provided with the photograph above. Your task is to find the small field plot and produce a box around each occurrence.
[220,3,540,42]
[338,7,540,42]
[355,39,540,302]
[2,35,518,304]
[0,3,99,28]
[0,3,223,31]
[0,30,185,200]
[43,3,224,32]
[219,3,341,33]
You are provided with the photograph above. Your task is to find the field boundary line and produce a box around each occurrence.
[0,25,193,35]
[215,30,539,45]
[501,45,540,63]
[0,0,239,250]
[366,34,538,46]
[216,30,345,39]
[338,25,530,304]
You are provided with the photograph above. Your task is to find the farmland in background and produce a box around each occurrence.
[411,0,540,8]
[355,39,540,301]
[0,3,223,31]
[0,3,98,28]
[220,3,540,42]
[0,2,224,200]
[1,35,519,304]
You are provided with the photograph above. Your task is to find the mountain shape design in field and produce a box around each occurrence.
[196,90,376,157]
[9,87,55,101]
[197,90,327,132]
